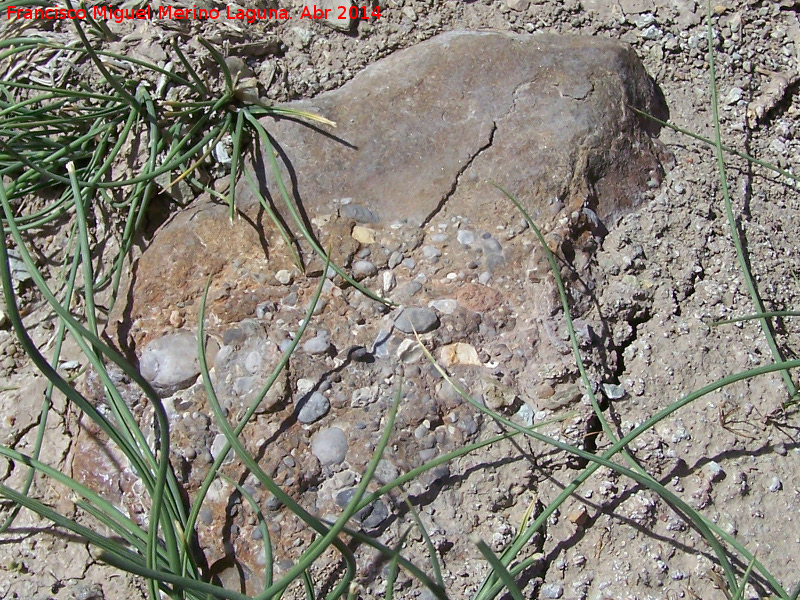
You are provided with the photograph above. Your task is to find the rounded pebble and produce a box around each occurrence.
[296,391,330,424]
[275,269,294,285]
[769,476,782,492]
[303,335,331,355]
[457,230,475,246]
[394,307,440,334]
[422,245,442,259]
[311,427,348,466]
[352,260,378,278]
[540,582,564,599]
[139,330,200,394]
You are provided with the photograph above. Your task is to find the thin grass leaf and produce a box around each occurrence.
[471,535,524,600]
[705,0,798,402]
[404,499,445,591]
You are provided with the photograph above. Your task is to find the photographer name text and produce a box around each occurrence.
[7,4,381,24]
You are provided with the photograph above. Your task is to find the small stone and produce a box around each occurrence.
[602,383,626,400]
[768,476,782,492]
[569,507,590,527]
[457,230,476,246]
[438,343,481,367]
[340,203,377,222]
[704,461,724,482]
[374,459,400,484]
[422,245,442,259]
[401,6,417,20]
[296,391,330,424]
[139,330,200,395]
[210,434,231,462]
[303,335,331,355]
[351,225,376,244]
[394,307,440,334]
[725,87,743,105]
[388,251,403,268]
[401,257,416,270]
[352,260,378,278]
[428,298,459,314]
[275,269,294,285]
[540,582,563,599]
[311,427,348,466]
[382,271,396,293]
[0,309,8,328]
[505,0,529,10]
[480,235,503,254]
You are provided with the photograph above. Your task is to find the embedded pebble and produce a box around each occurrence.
[275,269,294,285]
[351,225,376,244]
[352,260,378,278]
[388,251,403,268]
[374,459,400,484]
[296,391,330,424]
[602,383,626,400]
[540,582,564,599]
[428,298,459,314]
[480,234,502,254]
[303,334,331,355]
[768,476,782,492]
[311,427,348,465]
[438,342,481,367]
[340,203,378,223]
[422,245,442,259]
[704,461,724,482]
[457,230,475,246]
[210,434,232,462]
[139,330,200,394]
[394,307,440,334]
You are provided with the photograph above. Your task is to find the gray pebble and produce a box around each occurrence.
[704,461,724,482]
[422,245,442,259]
[602,383,626,400]
[540,582,563,599]
[340,203,378,223]
[769,476,782,492]
[303,335,331,355]
[361,499,390,529]
[388,251,403,269]
[374,459,400,484]
[352,260,378,278]
[428,298,458,315]
[457,230,476,246]
[311,427,348,466]
[481,235,503,254]
[296,391,330,424]
[275,269,293,285]
[401,257,416,269]
[394,307,440,334]
[139,330,200,395]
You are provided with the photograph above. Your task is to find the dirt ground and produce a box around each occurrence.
[2,1,800,599]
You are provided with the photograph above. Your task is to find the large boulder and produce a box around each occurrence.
[110,30,669,350]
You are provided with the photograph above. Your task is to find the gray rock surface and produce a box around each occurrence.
[254,30,668,227]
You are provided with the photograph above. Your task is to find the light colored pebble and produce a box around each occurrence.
[457,230,475,246]
[352,260,378,278]
[303,335,331,355]
[422,245,442,259]
[428,298,459,314]
[311,427,348,466]
[275,269,293,285]
[540,582,563,599]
